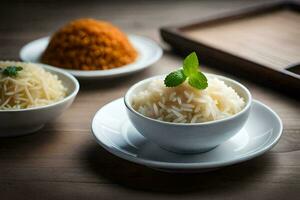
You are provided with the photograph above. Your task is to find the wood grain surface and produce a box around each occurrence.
[185,9,300,70]
[0,1,299,200]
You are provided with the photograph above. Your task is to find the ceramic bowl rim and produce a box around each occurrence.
[0,62,80,113]
[124,73,252,126]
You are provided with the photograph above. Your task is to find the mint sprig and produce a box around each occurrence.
[188,72,208,89]
[2,66,23,77]
[164,69,186,87]
[183,52,199,77]
[164,52,208,89]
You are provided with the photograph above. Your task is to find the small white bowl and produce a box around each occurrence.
[0,63,79,137]
[124,74,252,154]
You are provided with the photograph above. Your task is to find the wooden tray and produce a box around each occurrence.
[160,1,300,94]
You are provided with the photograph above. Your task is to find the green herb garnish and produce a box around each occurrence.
[164,52,207,89]
[2,66,23,77]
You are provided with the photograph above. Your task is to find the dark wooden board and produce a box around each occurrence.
[160,1,300,95]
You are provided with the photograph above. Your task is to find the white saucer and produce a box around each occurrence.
[20,35,162,80]
[91,98,282,173]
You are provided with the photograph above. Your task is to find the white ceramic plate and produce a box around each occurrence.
[20,35,162,79]
[91,98,282,173]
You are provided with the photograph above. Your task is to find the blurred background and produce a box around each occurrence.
[1,0,274,60]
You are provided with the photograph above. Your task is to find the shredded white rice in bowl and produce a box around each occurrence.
[124,73,251,153]
[130,74,246,124]
[0,61,67,110]
[0,61,79,137]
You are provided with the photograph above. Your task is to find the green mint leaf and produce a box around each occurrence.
[183,52,199,76]
[2,66,23,77]
[164,69,187,87]
[188,72,208,90]
[164,52,208,90]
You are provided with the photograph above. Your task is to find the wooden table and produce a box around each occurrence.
[0,1,299,199]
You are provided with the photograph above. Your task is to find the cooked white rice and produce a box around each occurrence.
[131,77,245,123]
[0,61,67,110]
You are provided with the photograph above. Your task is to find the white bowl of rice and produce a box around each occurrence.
[124,74,251,153]
[0,61,79,137]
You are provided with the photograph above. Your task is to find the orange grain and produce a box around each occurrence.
[41,18,137,70]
